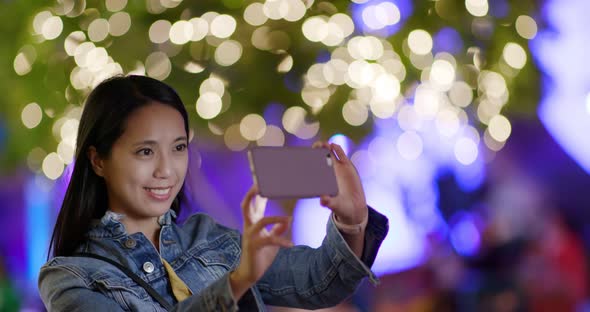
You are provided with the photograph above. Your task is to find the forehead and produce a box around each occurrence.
[120,102,186,140]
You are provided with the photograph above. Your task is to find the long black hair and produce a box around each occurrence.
[49,75,189,258]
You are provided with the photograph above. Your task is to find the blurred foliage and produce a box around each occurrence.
[0,0,540,174]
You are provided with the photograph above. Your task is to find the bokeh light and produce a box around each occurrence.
[224,124,249,151]
[189,17,208,41]
[169,20,193,45]
[257,125,285,146]
[408,29,432,55]
[215,40,242,66]
[244,3,268,26]
[42,152,64,180]
[240,114,267,141]
[465,0,489,17]
[454,137,478,165]
[342,100,369,126]
[14,45,36,76]
[88,18,109,42]
[503,42,527,69]
[364,2,401,30]
[149,20,172,44]
[145,51,171,80]
[488,114,511,142]
[41,16,63,40]
[449,81,473,108]
[196,92,223,120]
[211,14,237,39]
[515,15,537,39]
[21,103,43,129]
[106,0,127,12]
[108,12,131,37]
[282,106,319,139]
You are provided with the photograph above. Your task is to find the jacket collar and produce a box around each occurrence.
[86,209,177,238]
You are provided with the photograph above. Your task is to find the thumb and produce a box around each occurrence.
[320,195,337,209]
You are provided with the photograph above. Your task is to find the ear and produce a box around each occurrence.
[87,146,105,177]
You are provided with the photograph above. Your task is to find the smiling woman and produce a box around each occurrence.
[38,75,389,311]
[87,102,189,246]
[48,75,191,259]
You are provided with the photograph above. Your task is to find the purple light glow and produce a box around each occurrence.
[433,27,464,55]
[328,134,352,155]
[263,102,286,127]
[531,0,590,174]
[25,176,51,284]
[489,0,509,18]
[292,180,427,276]
[449,211,481,257]
[349,0,413,37]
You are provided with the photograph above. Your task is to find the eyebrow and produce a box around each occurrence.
[133,136,188,147]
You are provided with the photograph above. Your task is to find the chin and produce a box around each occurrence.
[138,200,174,218]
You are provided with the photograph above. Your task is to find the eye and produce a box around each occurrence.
[175,143,187,152]
[137,148,153,156]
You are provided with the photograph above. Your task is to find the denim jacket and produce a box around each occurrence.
[39,207,388,311]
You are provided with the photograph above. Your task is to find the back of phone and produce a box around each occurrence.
[248,147,339,199]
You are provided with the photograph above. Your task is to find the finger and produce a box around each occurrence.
[268,219,291,236]
[250,194,268,224]
[330,143,349,163]
[241,185,259,227]
[255,235,294,248]
[251,216,292,234]
[312,141,329,149]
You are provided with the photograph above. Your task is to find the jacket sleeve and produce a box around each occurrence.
[39,265,126,312]
[256,206,389,309]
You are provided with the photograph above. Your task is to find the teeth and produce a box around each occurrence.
[147,188,171,195]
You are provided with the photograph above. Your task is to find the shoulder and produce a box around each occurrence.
[39,255,131,288]
[41,256,93,279]
[39,256,96,295]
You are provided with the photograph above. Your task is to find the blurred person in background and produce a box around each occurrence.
[358,118,590,312]
[479,119,589,311]
[38,75,388,311]
[437,119,589,312]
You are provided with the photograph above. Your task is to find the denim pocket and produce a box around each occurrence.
[93,273,161,311]
[184,234,241,288]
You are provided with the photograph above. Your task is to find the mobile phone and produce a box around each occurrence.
[247,146,339,199]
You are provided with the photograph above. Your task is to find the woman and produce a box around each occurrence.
[39,75,389,311]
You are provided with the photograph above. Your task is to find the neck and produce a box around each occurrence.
[121,217,162,251]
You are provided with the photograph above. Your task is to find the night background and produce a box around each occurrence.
[1,0,589,311]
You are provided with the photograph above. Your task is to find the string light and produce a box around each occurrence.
[13,0,536,180]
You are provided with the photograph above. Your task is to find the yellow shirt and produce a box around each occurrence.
[161,258,192,301]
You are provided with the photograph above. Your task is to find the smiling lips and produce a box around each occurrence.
[144,187,173,200]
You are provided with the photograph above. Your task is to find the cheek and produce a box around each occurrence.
[115,161,154,186]
[175,157,189,181]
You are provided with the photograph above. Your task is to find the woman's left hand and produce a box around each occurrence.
[313,141,368,225]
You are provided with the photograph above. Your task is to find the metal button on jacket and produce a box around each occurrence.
[124,238,136,249]
[143,262,155,274]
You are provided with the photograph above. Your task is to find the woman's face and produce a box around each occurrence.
[96,102,188,222]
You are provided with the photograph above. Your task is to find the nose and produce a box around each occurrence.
[154,153,172,179]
